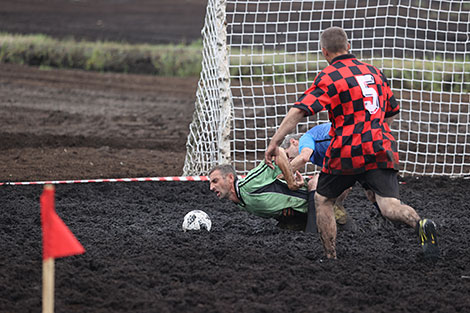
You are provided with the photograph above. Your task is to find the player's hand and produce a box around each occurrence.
[265,143,279,169]
[293,170,304,188]
[287,171,304,190]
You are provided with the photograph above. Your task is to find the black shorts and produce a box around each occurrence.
[275,211,307,231]
[316,169,400,199]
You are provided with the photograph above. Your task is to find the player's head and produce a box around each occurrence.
[320,27,350,63]
[208,164,237,200]
[281,134,302,161]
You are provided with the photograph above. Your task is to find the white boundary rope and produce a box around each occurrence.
[1,174,467,186]
[0,176,211,186]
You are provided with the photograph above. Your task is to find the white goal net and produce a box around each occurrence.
[184,0,470,177]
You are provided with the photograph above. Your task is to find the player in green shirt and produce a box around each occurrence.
[209,148,326,232]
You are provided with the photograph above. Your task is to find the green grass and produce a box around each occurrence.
[0,33,203,76]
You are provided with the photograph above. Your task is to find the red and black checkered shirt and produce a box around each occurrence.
[294,54,400,175]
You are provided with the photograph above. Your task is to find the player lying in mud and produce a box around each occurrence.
[208,147,344,232]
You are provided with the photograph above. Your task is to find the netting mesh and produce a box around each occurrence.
[184,0,232,176]
[184,0,470,177]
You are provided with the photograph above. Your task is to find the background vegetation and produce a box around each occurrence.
[0,33,203,76]
[1,33,468,92]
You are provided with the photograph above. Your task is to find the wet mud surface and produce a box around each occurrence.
[1,177,470,312]
[1,1,470,312]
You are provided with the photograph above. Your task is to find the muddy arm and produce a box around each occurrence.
[277,148,304,190]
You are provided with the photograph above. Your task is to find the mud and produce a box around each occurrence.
[1,1,470,312]
[1,177,470,312]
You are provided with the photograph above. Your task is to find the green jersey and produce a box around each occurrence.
[235,161,309,218]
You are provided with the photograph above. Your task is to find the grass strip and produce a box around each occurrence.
[0,33,203,76]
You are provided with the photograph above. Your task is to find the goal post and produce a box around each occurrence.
[184,0,470,177]
[183,0,233,176]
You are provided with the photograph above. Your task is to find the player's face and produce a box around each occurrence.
[285,144,299,161]
[209,170,232,200]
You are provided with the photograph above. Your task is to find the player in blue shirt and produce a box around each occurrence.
[281,123,350,225]
[283,122,332,169]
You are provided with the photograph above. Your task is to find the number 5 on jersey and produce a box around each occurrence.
[356,74,379,114]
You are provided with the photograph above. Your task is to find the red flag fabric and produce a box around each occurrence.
[40,185,85,260]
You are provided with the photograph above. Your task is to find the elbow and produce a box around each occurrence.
[301,155,310,165]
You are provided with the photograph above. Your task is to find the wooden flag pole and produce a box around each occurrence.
[41,183,84,313]
[42,257,55,313]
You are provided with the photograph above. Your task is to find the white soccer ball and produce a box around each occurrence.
[182,210,212,232]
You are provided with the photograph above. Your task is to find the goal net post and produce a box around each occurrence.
[184,0,470,177]
[183,0,232,176]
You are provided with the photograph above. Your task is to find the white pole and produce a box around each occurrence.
[216,0,233,165]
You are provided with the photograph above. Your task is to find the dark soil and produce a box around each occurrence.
[0,0,206,45]
[0,62,198,181]
[1,177,470,313]
[1,2,470,313]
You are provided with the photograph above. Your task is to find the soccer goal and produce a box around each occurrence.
[184,0,470,177]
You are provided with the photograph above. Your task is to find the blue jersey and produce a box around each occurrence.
[298,123,332,167]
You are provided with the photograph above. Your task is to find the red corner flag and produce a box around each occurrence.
[40,185,85,260]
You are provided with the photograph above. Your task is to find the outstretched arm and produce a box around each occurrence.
[277,147,304,190]
[265,108,305,168]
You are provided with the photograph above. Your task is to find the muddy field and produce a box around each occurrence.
[1,1,470,313]
[0,0,207,45]
[0,62,198,181]
[2,177,470,313]
[1,0,205,182]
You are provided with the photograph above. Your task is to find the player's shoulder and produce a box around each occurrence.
[307,123,332,141]
[313,70,328,86]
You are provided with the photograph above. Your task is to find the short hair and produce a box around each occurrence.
[320,27,349,53]
[208,164,236,177]
[281,133,302,149]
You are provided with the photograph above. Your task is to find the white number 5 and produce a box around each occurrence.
[355,74,379,114]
